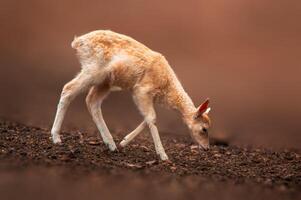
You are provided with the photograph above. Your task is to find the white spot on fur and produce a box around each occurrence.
[111,53,130,64]
[204,107,211,114]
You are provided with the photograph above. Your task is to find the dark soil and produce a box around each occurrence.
[0,120,300,200]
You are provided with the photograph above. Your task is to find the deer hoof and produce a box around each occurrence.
[52,135,62,144]
[160,153,169,161]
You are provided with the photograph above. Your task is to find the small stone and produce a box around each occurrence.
[146,160,157,165]
[190,145,199,150]
[140,146,150,152]
[214,153,222,158]
[191,149,199,154]
[170,166,177,172]
[87,140,100,145]
[60,155,70,161]
[125,163,143,169]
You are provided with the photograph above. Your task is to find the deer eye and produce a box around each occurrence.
[202,128,208,133]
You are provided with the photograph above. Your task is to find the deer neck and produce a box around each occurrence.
[167,80,196,127]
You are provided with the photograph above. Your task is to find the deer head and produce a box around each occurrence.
[189,98,212,150]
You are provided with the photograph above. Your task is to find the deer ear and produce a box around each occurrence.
[195,98,210,118]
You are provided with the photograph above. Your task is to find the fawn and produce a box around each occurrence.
[51,30,211,160]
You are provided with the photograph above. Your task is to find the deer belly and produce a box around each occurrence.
[110,65,142,90]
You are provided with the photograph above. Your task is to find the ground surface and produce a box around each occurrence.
[0,120,300,200]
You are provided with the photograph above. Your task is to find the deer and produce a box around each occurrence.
[51,30,211,161]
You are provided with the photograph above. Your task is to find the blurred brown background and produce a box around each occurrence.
[1,0,300,148]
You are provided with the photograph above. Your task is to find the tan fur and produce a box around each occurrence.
[51,30,211,160]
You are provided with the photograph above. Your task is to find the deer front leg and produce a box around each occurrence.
[148,122,168,160]
[51,72,92,144]
[86,85,117,151]
[120,121,146,147]
[133,90,168,161]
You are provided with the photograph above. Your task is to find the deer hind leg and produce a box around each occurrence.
[119,121,146,147]
[86,85,117,151]
[133,89,168,160]
[51,71,93,144]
